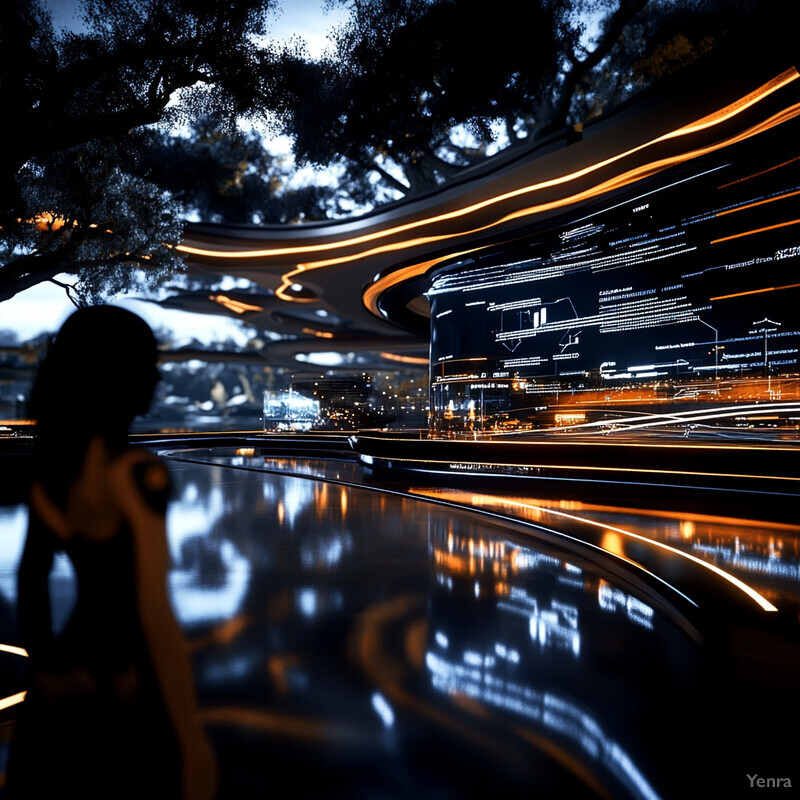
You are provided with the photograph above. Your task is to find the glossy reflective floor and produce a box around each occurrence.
[169,448,800,616]
[1,450,799,798]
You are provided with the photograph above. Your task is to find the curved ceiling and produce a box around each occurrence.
[166,35,800,373]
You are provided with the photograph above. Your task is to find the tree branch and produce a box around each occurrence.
[367,160,411,196]
[49,277,81,308]
[0,249,77,304]
[538,0,650,139]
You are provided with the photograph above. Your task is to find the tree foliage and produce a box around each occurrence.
[0,0,280,304]
[141,119,341,225]
[281,0,579,198]
[278,0,761,202]
[0,0,766,308]
[2,135,184,306]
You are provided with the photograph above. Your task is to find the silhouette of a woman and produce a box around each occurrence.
[7,306,216,799]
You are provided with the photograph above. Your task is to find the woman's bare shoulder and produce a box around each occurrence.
[112,449,171,514]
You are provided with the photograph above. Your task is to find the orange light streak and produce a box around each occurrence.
[711,282,800,300]
[378,352,429,365]
[363,98,800,314]
[401,456,800,483]
[0,644,28,658]
[710,217,800,243]
[209,294,264,313]
[0,644,28,712]
[301,327,334,338]
[717,154,800,188]
[298,105,800,275]
[0,691,26,712]
[431,491,800,533]
[715,188,800,216]
[362,249,486,312]
[178,69,799,265]
[176,70,800,309]
[412,490,778,611]
[519,401,800,435]
[356,431,800,452]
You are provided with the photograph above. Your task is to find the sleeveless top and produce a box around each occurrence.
[6,439,180,799]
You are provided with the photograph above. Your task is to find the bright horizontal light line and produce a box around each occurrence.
[546,402,800,434]
[378,352,429,364]
[358,425,800,451]
[178,69,799,264]
[301,327,334,338]
[303,107,800,273]
[365,95,800,313]
[0,644,28,658]
[177,70,800,313]
[209,294,264,313]
[710,217,800,243]
[505,500,779,611]
[380,455,800,483]
[718,154,800,188]
[0,691,26,711]
[710,282,800,300]
[715,188,800,216]
[417,492,777,612]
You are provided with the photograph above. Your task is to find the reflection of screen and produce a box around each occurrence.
[425,521,671,800]
[428,118,800,430]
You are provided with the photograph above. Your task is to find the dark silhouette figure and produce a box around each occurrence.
[7,306,217,799]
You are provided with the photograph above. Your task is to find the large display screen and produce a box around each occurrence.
[427,117,800,435]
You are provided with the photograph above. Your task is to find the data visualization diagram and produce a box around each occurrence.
[428,130,800,408]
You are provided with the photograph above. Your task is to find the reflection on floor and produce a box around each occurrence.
[0,449,798,798]
[176,448,800,616]
[409,489,800,617]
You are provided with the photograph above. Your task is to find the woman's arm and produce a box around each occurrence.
[18,492,55,662]
[113,453,217,800]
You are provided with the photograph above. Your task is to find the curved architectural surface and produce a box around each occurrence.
[170,30,800,392]
[3,444,799,798]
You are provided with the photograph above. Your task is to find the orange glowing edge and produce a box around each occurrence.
[363,97,800,315]
[711,281,800,300]
[378,352,430,365]
[209,294,264,314]
[172,69,799,309]
[301,328,334,339]
[355,431,800,453]
[410,490,778,612]
[0,644,29,711]
[711,217,800,244]
[0,691,26,712]
[316,104,800,305]
[178,68,799,265]
[715,187,800,216]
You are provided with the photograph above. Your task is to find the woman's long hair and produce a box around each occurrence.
[29,306,159,497]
